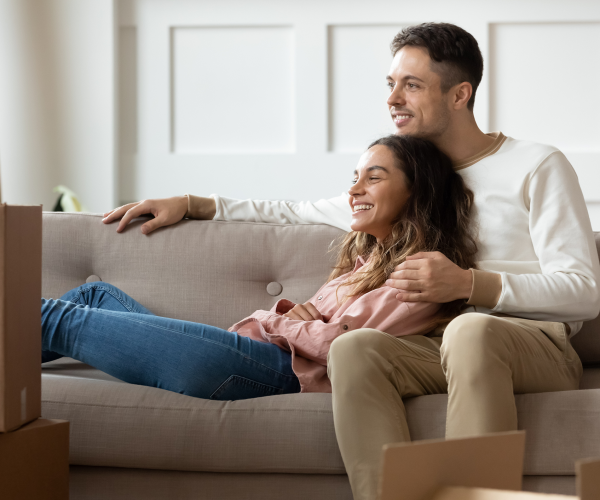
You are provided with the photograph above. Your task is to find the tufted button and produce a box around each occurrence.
[86,275,102,283]
[266,282,283,296]
[343,325,349,330]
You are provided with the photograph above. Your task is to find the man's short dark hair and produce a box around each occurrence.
[390,23,483,110]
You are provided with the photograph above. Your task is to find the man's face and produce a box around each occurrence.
[386,46,451,141]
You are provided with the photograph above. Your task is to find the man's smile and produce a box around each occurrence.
[391,110,414,126]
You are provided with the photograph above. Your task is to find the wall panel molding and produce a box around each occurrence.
[117,0,600,228]
[170,25,295,154]
[327,24,404,153]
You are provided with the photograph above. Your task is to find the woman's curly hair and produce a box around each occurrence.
[329,134,477,332]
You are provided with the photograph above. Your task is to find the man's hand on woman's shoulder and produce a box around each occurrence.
[102,195,190,235]
[386,251,473,304]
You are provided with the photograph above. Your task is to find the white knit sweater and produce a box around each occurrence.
[208,133,600,335]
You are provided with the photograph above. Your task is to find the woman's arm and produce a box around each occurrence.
[257,287,440,365]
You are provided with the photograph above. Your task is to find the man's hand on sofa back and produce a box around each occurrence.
[102,195,216,235]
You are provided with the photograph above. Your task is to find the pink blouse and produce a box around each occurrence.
[229,256,440,393]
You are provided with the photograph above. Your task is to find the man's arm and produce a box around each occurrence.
[490,152,600,321]
[388,152,600,324]
[102,195,201,234]
[103,193,352,234]
[387,254,502,309]
[203,193,352,231]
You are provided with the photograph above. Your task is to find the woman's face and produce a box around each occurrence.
[349,145,411,242]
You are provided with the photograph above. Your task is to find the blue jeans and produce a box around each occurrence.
[41,282,301,400]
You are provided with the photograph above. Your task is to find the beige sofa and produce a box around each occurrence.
[40,212,600,500]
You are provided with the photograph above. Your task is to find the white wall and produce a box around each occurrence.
[117,0,600,228]
[1,0,600,228]
[0,0,115,212]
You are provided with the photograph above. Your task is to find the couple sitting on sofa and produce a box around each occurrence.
[41,22,599,500]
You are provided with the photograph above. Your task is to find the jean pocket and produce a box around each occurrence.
[210,375,284,401]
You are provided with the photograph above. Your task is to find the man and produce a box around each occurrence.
[104,23,600,500]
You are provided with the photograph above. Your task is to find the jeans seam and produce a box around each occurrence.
[210,375,283,399]
[74,284,136,313]
[240,354,297,380]
[91,309,295,378]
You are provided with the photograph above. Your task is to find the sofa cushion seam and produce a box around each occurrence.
[42,400,334,413]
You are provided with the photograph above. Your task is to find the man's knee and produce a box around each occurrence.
[329,329,391,362]
[442,313,507,374]
[328,329,393,381]
[443,313,502,351]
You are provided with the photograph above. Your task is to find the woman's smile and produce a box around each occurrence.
[352,204,374,213]
[349,145,411,242]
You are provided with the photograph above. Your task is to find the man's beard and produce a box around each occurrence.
[395,103,451,143]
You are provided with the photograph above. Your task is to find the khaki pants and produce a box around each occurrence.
[327,313,582,500]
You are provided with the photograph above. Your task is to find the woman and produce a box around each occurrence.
[41,135,476,400]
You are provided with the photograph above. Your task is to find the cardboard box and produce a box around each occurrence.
[379,431,600,500]
[0,418,69,500]
[576,458,600,500]
[429,486,575,500]
[428,460,600,500]
[380,431,526,500]
[0,204,43,432]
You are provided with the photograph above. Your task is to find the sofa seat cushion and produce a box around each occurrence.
[42,358,345,474]
[42,359,600,475]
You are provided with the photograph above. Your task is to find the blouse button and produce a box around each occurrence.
[343,325,349,330]
[318,296,323,300]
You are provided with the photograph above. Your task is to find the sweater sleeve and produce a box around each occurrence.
[467,269,503,309]
[492,151,600,322]
[261,288,440,365]
[210,193,352,231]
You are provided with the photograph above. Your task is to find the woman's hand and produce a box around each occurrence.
[102,196,189,235]
[283,302,323,321]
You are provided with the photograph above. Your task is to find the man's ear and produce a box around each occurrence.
[451,82,473,110]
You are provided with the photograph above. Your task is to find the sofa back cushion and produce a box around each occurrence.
[41,214,600,362]
[41,213,344,330]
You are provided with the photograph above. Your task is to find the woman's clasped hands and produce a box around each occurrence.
[283,302,323,322]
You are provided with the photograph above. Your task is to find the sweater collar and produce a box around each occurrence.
[453,132,507,171]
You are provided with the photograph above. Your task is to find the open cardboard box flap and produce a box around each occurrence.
[380,431,525,500]
[430,486,575,500]
[379,432,600,500]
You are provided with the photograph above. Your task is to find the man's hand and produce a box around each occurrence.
[102,196,189,235]
[386,251,473,303]
[283,302,323,321]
